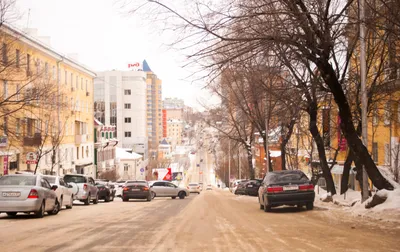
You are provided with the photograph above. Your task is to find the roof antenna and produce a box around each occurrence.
[26,8,31,28]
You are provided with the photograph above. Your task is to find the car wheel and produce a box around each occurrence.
[147,194,152,202]
[263,197,271,212]
[110,194,115,201]
[66,196,73,209]
[259,196,264,210]
[48,199,60,215]
[306,202,314,210]
[6,212,17,217]
[151,192,156,199]
[297,204,304,210]
[35,201,45,218]
[105,194,110,202]
[178,191,186,199]
[171,196,177,199]
[93,194,99,204]
[84,194,91,205]
[123,197,129,202]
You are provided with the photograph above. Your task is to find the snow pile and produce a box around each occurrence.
[350,188,400,223]
[315,186,360,206]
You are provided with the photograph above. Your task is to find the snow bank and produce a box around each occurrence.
[378,167,400,189]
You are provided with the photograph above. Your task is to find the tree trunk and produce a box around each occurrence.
[246,145,255,179]
[308,101,337,195]
[281,118,296,170]
[341,150,353,194]
[316,60,393,190]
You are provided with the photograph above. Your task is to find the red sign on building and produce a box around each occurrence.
[3,156,8,175]
[337,116,347,151]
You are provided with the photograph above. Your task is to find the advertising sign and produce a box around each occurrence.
[26,152,38,164]
[0,136,7,147]
[172,172,183,181]
[3,156,8,175]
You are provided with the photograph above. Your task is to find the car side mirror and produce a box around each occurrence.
[51,185,58,191]
[68,184,73,188]
[150,185,153,188]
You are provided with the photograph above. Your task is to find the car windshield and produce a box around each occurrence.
[43,176,56,184]
[64,175,87,184]
[0,176,36,186]
[268,172,309,183]
[126,180,146,184]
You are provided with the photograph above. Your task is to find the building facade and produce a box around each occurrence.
[167,119,184,150]
[0,25,95,176]
[94,70,148,160]
[94,119,118,177]
[163,97,184,109]
[143,60,163,160]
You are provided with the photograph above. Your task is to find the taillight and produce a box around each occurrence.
[123,187,129,191]
[299,184,314,191]
[197,186,200,189]
[83,184,88,190]
[267,186,283,193]
[187,186,189,189]
[143,187,149,191]
[28,189,39,199]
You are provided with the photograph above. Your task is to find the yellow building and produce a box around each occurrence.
[143,60,163,161]
[0,25,96,176]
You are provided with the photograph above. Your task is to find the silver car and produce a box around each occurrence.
[149,181,190,199]
[63,174,99,205]
[0,174,60,218]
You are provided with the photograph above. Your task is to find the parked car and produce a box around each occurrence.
[198,182,204,191]
[0,174,60,218]
[231,179,246,194]
[63,174,99,205]
[95,180,116,201]
[122,181,152,202]
[234,180,249,195]
[206,184,212,190]
[115,180,126,197]
[245,179,263,196]
[43,175,74,209]
[149,181,190,199]
[258,170,315,212]
[187,183,201,194]
[95,184,114,202]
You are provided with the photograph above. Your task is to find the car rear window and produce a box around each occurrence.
[64,175,87,183]
[43,176,56,184]
[268,172,309,183]
[0,176,37,186]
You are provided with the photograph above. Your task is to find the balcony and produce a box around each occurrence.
[23,133,42,146]
[75,134,87,144]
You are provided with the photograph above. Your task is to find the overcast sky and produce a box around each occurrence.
[13,0,214,110]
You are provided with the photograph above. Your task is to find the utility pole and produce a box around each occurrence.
[228,139,231,188]
[265,92,270,174]
[360,0,369,202]
[238,147,241,180]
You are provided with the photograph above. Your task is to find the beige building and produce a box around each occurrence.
[143,60,163,160]
[167,119,184,150]
[165,108,184,121]
[0,25,95,176]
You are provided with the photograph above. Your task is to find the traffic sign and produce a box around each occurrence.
[140,168,144,172]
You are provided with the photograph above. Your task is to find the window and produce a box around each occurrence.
[65,70,68,84]
[125,117,131,123]
[3,117,7,135]
[86,80,88,91]
[52,66,56,79]
[15,49,20,67]
[81,78,83,90]
[124,103,131,109]
[372,142,378,163]
[384,143,390,165]
[86,146,89,158]
[26,54,31,75]
[16,118,20,135]
[384,101,391,125]
[3,80,7,99]
[125,132,131,137]
[70,73,73,88]
[124,164,129,172]
[372,106,378,126]
[40,179,51,189]
[76,76,79,89]
[58,68,61,83]
[82,146,84,159]
[44,62,48,75]
[2,43,7,64]
[124,89,131,95]
[76,147,79,159]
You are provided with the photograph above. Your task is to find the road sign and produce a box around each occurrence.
[140,168,144,172]
[26,152,38,164]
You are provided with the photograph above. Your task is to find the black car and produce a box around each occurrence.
[234,180,249,195]
[245,179,263,196]
[95,184,115,202]
[122,182,152,202]
[258,170,315,212]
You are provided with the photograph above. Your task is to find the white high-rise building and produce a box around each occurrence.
[94,70,148,160]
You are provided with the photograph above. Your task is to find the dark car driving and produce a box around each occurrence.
[122,181,152,202]
[258,170,315,212]
[245,179,263,196]
[95,184,114,202]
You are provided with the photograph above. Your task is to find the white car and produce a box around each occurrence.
[231,180,246,194]
[43,175,74,209]
[149,181,190,199]
[206,184,212,190]
[187,183,201,194]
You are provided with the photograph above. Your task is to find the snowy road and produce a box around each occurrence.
[0,189,398,252]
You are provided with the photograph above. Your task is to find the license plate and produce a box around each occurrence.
[283,185,298,191]
[247,185,253,187]
[131,189,140,191]
[2,192,21,197]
